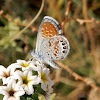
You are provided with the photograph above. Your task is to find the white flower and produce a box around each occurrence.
[45,85,53,100]
[14,60,34,71]
[31,60,44,71]
[13,60,43,72]
[0,79,25,100]
[38,67,54,91]
[0,65,16,85]
[16,70,41,95]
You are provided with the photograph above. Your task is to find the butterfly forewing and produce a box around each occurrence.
[41,22,58,38]
[36,16,62,52]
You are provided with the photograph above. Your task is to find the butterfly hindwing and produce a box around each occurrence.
[40,36,70,60]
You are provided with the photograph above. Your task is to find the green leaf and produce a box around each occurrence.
[0,94,3,100]
[20,96,26,100]
[33,84,45,95]
[32,93,39,100]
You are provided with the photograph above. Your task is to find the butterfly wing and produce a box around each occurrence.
[41,35,70,60]
[34,16,70,68]
[36,16,62,52]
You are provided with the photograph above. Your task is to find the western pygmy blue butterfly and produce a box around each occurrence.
[30,16,70,68]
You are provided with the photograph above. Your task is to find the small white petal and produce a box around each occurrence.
[0,65,6,72]
[27,85,34,95]
[14,96,20,100]
[27,71,32,77]
[29,76,41,85]
[8,97,16,100]
[14,88,25,97]
[24,86,30,94]
[41,83,47,91]
[23,71,28,76]
[3,95,9,100]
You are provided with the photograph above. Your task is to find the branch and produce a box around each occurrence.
[56,61,99,90]
[0,10,38,32]
[76,18,100,24]
[62,0,72,30]
[0,10,11,21]
[12,0,45,40]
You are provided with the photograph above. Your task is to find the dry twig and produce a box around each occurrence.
[0,10,11,21]
[0,10,38,32]
[12,0,45,40]
[76,18,100,24]
[56,61,99,90]
[61,0,72,30]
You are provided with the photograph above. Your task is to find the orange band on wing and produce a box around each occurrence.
[41,22,58,38]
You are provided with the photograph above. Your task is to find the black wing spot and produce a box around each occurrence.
[63,46,66,49]
[57,24,61,30]
[62,43,65,45]
[60,40,63,42]
[62,51,66,53]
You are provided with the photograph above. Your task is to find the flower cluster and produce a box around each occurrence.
[0,60,54,100]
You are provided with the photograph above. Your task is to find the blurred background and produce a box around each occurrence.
[0,0,100,100]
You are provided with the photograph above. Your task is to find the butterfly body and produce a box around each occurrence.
[30,50,60,68]
[30,16,70,68]
[30,50,44,62]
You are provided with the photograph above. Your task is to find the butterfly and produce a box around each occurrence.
[30,16,70,68]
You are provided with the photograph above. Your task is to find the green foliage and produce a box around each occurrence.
[33,84,45,95]
[55,82,75,96]
[0,94,3,100]
[21,93,39,100]
[20,84,45,100]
